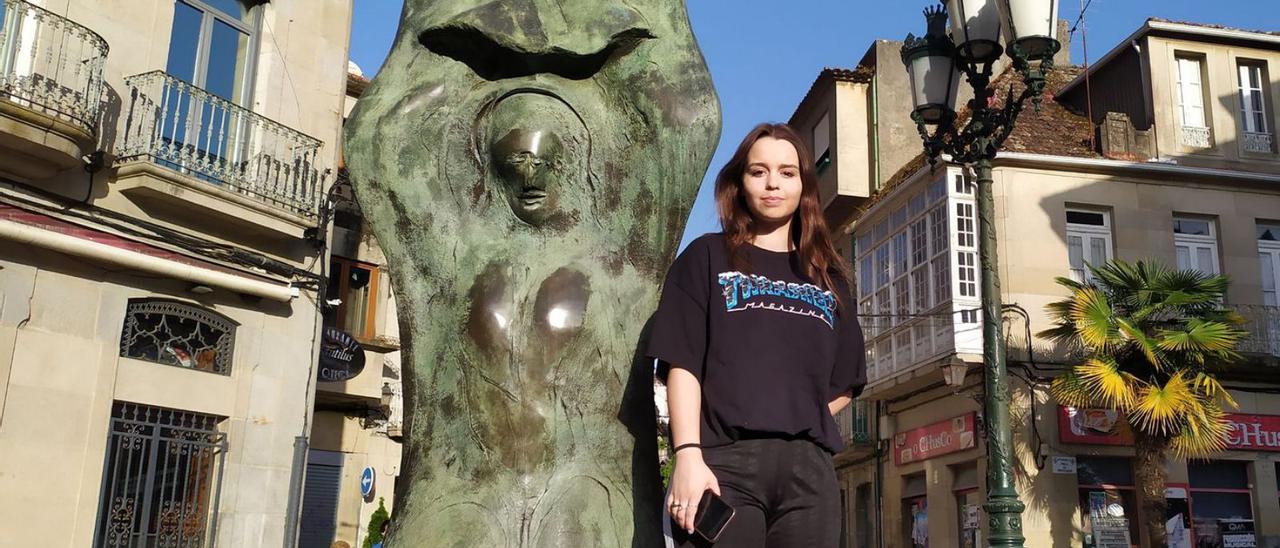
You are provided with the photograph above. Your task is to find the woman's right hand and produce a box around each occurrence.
[667,450,721,534]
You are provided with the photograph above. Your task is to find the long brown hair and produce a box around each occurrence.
[714,122,850,308]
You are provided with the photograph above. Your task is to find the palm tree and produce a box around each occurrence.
[1039,260,1246,547]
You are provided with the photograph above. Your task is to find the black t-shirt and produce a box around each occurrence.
[648,233,867,454]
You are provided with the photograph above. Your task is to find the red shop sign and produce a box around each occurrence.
[894,413,977,465]
[1059,406,1280,452]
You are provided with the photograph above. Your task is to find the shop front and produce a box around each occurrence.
[883,409,983,548]
[1058,406,1280,548]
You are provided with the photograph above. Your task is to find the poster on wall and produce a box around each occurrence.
[1220,520,1256,548]
[910,499,928,548]
[1092,517,1132,548]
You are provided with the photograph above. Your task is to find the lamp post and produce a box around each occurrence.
[901,2,1059,547]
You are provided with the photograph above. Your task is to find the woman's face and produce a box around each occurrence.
[741,136,803,226]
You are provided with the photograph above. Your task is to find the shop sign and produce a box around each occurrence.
[1060,407,1280,452]
[319,326,366,382]
[894,413,976,465]
[1059,407,1130,445]
[1220,520,1255,548]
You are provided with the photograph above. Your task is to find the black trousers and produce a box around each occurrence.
[669,437,840,547]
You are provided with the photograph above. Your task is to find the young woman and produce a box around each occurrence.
[649,123,867,547]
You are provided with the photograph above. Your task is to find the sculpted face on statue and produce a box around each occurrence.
[342,0,720,546]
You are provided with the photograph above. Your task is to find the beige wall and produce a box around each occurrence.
[0,244,319,547]
[1145,35,1280,172]
[0,1,353,546]
[17,0,353,268]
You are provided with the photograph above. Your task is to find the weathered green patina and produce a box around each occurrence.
[343,1,719,545]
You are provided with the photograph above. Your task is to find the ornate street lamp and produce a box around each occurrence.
[901,2,1060,547]
[901,4,960,126]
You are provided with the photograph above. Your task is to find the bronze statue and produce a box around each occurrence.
[342,1,720,545]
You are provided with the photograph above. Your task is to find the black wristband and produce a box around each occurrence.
[674,443,702,454]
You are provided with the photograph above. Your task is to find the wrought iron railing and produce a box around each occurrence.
[94,402,226,548]
[0,0,107,128]
[118,71,323,217]
[837,399,874,447]
[1180,125,1212,148]
[1234,304,1280,357]
[1244,131,1274,154]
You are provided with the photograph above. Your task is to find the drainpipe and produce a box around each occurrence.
[875,400,885,548]
[871,73,882,191]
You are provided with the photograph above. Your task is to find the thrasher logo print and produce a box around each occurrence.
[717,271,837,328]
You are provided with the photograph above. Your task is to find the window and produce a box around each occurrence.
[953,463,981,548]
[855,484,872,548]
[1173,216,1220,277]
[325,257,380,339]
[166,0,259,104]
[1066,209,1113,283]
[813,112,831,172]
[1076,457,1139,547]
[119,299,238,375]
[95,402,226,547]
[1259,222,1280,306]
[1238,61,1273,153]
[1176,55,1212,148]
[902,474,928,548]
[1189,461,1254,547]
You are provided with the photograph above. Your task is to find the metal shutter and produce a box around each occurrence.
[298,450,343,548]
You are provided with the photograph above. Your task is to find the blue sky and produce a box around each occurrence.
[349,1,1280,250]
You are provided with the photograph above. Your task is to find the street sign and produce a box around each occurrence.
[1051,456,1076,474]
[360,466,376,499]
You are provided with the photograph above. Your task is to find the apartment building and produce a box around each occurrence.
[295,63,405,548]
[0,1,353,546]
[800,18,1280,548]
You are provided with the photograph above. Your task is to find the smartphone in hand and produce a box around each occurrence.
[693,490,735,543]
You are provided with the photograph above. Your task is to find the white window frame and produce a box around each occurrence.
[1173,216,1221,278]
[1177,55,1208,129]
[1238,62,1269,135]
[1066,208,1114,283]
[854,174,953,382]
[1257,223,1280,306]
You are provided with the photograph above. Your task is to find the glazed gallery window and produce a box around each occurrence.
[166,0,259,104]
[95,402,227,548]
[1259,222,1280,306]
[854,177,952,381]
[1066,209,1113,283]
[1076,456,1139,548]
[119,299,238,375]
[1174,216,1221,277]
[325,256,380,339]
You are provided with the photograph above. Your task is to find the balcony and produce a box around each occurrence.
[836,399,873,448]
[1243,131,1274,154]
[1235,304,1280,358]
[0,0,107,179]
[115,71,322,238]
